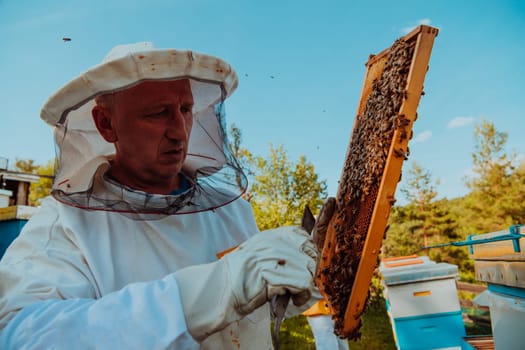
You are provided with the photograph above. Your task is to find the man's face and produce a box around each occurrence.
[93,79,194,193]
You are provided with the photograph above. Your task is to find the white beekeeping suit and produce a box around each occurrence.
[0,42,317,349]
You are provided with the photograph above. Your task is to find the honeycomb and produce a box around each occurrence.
[317,38,416,339]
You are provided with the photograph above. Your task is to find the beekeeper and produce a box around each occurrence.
[0,42,318,349]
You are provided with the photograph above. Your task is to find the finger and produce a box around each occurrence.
[291,289,312,307]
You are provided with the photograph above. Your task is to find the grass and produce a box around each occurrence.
[278,298,396,350]
[347,301,396,350]
[279,315,316,350]
[461,306,492,336]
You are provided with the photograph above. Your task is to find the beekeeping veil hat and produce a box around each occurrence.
[41,42,246,216]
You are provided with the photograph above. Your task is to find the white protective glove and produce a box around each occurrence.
[173,226,317,341]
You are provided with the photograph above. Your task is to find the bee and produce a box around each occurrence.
[393,148,408,160]
[398,129,408,142]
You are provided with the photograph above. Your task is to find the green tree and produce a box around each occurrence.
[463,119,525,232]
[505,161,525,223]
[15,159,38,173]
[384,161,440,256]
[227,125,328,229]
[228,124,255,193]
[14,158,54,206]
[400,161,439,207]
[249,144,327,230]
[29,160,55,206]
[383,161,471,277]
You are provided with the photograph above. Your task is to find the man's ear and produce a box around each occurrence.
[92,106,118,143]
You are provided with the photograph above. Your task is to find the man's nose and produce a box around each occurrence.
[165,107,188,139]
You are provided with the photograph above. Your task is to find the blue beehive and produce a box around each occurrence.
[0,206,36,258]
[0,218,28,258]
[0,169,41,258]
[380,255,466,350]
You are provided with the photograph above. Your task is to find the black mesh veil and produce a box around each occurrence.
[51,92,247,218]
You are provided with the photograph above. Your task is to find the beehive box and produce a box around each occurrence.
[485,288,525,350]
[380,256,465,350]
[0,205,37,222]
[380,256,460,318]
[469,225,525,349]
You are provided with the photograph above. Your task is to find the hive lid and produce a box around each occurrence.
[380,261,458,285]
[380,255,434,270]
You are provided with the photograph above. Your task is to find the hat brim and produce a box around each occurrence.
[41,48,238,126]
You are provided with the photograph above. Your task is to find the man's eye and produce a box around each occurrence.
[146,108,168,118]
[181,105,193,115]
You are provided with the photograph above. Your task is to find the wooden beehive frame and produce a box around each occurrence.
[317,25,439,337]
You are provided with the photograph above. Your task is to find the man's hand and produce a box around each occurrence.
[174,227,317,341]
[229,227,317,312]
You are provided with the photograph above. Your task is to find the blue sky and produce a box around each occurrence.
[1,0,524,202]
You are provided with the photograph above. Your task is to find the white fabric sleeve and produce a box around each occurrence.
[0,274,199,350]
[0,198,197,349]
